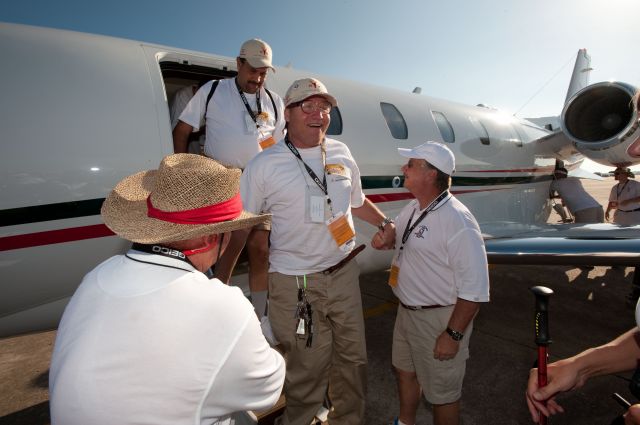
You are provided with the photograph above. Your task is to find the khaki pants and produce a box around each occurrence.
[268,260,367,425]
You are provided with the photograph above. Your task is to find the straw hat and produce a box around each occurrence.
[101,154,269,244]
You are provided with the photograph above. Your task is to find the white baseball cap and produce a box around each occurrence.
[239,38,274,71]
[284,78,338,108]
[398,141,455,175]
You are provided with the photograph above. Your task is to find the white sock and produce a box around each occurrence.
[251,290,268,318]
[398,419,411,425]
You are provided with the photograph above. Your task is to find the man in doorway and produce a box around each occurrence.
[173,38,285,318]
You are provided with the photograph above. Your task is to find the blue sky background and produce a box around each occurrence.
[2,0,639,170]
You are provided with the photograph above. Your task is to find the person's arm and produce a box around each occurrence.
[605,201,617,221]
[619,195,640,207]
[352,198,396,249]
[172,121,193,153]
[202,307,285,416]
[526,328,640,422]
[433,298,480,360]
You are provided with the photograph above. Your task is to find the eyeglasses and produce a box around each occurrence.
[296,99,332,114]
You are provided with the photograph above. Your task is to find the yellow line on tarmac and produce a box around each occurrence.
[363,301,398,319]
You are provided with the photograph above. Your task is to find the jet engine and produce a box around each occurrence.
[561,81,640,166]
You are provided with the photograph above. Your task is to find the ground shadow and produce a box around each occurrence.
[0,401,50,425]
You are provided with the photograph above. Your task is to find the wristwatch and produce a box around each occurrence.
[446,327,464,341]
[378,217,394,230]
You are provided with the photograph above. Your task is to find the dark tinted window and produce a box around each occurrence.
[380,102,408,139]
[432,111,455,143]
[327,106,343,135]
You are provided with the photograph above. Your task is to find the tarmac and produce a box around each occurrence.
[2,177,638,425]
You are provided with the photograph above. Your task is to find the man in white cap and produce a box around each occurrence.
[371,142,490,425]
[241,78,396,425]
[49,154,285,425]
[173,38,286,319]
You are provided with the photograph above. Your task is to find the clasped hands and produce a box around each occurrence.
[371,224,396,250]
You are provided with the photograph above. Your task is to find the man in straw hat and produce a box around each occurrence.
[241,78,396,425]
[174,38,286,322]
[372,142,489,425]
[49,154,285,425]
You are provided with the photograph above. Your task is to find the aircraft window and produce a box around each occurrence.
[469,117,490,145]
[380,102,408,139]
[432,111,455,143]
[327,106,343,135]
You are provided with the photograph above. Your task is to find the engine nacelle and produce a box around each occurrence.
[561,81,640,167]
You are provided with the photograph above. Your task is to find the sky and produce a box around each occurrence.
[2,0,639,171]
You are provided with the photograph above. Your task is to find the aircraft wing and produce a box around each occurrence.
[483,223,640,266]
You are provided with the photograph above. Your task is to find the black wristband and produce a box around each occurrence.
[446,327,464,341]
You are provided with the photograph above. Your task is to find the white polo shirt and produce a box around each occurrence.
[392,195,490,306]
[241,138,365,275]
[550,177,601,213]
[50,250,285,425]
[179,78,285,168]
[609,179,640,225]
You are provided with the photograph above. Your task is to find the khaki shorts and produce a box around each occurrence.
[392,304,472,405]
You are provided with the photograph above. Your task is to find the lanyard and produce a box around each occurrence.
[285,136,334,212]
[235,78,261,125]
[617,181,629,199]
[129,243,195,270]
[399,191,450,252]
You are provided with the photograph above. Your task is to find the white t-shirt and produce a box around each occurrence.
[241,138,366,274]
[609,179,640,225]
[170,85,198,130]
[50,250,285,425]
[392,196,490,306]
[550,177,601,213]
[179,78,286,168]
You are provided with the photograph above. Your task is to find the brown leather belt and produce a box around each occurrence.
[400,302,448,310]
[321,244,366,275]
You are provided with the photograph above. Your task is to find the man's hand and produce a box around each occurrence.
[371,224,395,250]
[433,331,459,361]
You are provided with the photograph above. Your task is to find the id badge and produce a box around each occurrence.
[388,259,400,288]
[259,136,276,150]
[305,186,328,223]
[244,112,257,133]
[326,212,355,248]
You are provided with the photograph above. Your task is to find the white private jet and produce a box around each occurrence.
[1,22,639,338]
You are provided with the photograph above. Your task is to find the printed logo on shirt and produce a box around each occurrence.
[414,225,428,239]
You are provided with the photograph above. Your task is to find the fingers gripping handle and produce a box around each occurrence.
[531,286,554,346]
[531,286,553,425]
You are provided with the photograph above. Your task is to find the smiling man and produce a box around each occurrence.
[373,142,490,425]
[173,38,285,318]
[241,78,395,425]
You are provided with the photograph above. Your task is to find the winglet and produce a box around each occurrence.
[565,49,593,104]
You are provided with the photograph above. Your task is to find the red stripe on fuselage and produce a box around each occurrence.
[365,188,502,203]
[0,224,115,252]
[465,167,555,173]
[0,187,507,251]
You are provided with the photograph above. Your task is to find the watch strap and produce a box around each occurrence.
[446,327,464,341]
